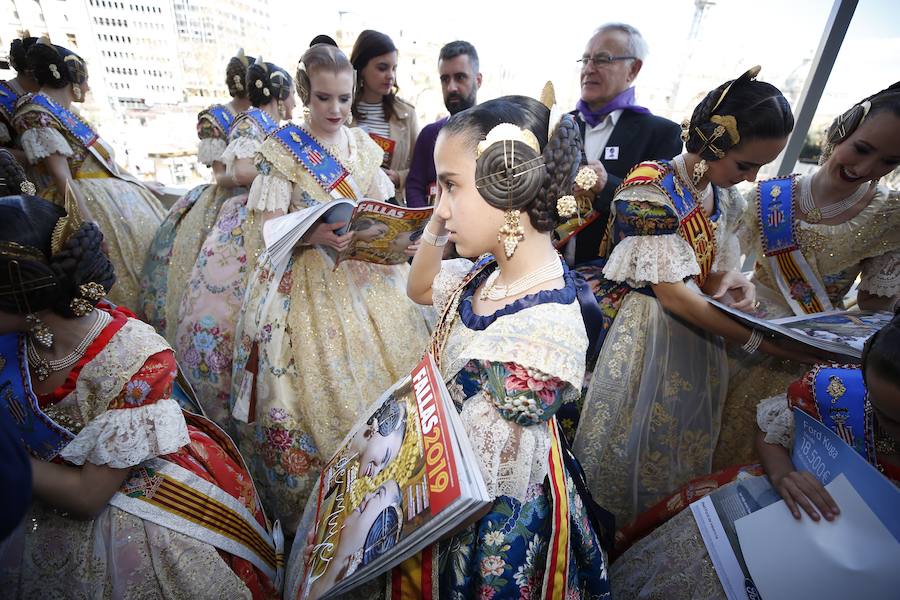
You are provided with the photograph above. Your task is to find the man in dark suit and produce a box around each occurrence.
[566,23,683,266]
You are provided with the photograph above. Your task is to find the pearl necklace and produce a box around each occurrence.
[480,258,564,301]
[799,173,871,224]
[27,310,111,382]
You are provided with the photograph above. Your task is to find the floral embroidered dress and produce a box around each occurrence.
[139,105,246,341]
[12,92,165,310]
[609,365,900,600]
[286,256,612,600]
[716,180,900,469]
[573,162,746,525]
[172,112,276,427]
[231,125,432,534]
[0,305,278,599]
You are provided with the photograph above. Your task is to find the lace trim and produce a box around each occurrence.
[603,233,701,287]
[0,121,10,144]
[756,393,794,448]
[431,258,474,312]
[459,394,550,500]
[19,126,74,164]
[58,398,189,468]
[858,250,900,297]
[248,172,292,213]
[198,137,226,166]
[221,136,262,175]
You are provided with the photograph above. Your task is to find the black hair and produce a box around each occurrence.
[9,37,37,73]
[0,150,29,196]
[361,485,402,566]
[26,41,88,89]
[0,196,115,318]
[439,40,479,74]
[686,69,794,161]
[350,30,399,122]
[861,307,900,389]
[309,34,338,48]
[297,44,354,107]
[245,61,293,107]
[225,51,255,99]
[442,95,582,233]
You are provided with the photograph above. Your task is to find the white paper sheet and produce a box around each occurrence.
[735,474,900,599]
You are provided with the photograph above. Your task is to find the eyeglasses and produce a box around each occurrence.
[578,54,637,68]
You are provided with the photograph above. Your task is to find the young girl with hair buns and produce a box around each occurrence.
[12,38,165,311]
[231,43,431,535]
[573,67,801,525]
[289,93,614,600]
[0,192,279,598]
[149,60,295,429]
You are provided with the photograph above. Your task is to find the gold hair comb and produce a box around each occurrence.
[50,182,83,256]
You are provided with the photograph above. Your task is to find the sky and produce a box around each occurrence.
[272,0,899,129]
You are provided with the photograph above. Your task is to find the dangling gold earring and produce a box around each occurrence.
[498,209,525,259]
[26,313,54,349]
[680,119,690,143]
[72,83,82,102]
[692,159,708,186]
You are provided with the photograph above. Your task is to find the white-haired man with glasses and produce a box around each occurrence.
[566,22,682,266]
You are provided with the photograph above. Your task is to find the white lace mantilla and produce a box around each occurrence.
[59,398,189,468]
[859,250,900,297]
[431,258,474,313]
[20,126,74,163]
[198,137,226,166]
[756,393,794,448]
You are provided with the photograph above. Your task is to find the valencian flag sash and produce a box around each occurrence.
[0,333,283,583]
[0,80,20,125]
[28,93,149,188]
[271,123,363,200]
[756,175,833,315]
[808,365,875,464]
[206,103,236,136]
[653,161,718,287]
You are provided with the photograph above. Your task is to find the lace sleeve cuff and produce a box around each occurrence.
[858,251,900,297]
[602,233,701,287]
[431,258,474,311]
[59,398,190,468]
[756,393,794,448]
[19,127,74,164]
[248,170,293,213]
[198,138,226,167]
[221,136,262,175]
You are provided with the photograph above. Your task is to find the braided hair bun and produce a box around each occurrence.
[686,66,793,161]
[9,37,37,73]
[444,96,583,232]
[0,150,31,196]
[0,196,114,318]
[225,50,255,99]
[26,40,88,89]
[861,305,900,389]
[246,60,293,107]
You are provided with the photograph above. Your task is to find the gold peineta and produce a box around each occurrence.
[540,81,556,109]
[50,182,84,256]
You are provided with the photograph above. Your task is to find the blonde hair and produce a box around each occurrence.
[297,44,354,105]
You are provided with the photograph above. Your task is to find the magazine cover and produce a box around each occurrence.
[336,200,433,267]
[705,297,891,361]
[368,133,396,169]
[298,354,489,600]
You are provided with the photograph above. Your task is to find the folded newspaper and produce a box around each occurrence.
[295,354,490,600]
[705,297,891,361]
[262,199,432,273]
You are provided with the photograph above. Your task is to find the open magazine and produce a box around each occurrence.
[262,199,432,273]
[692,409,900,600]
[295,354,490,600]
[705,297,891,361]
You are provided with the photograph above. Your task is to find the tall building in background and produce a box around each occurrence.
[172,0,273,103]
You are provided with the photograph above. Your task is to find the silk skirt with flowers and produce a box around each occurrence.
[232,245,432,534]
[175,192,256,431]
